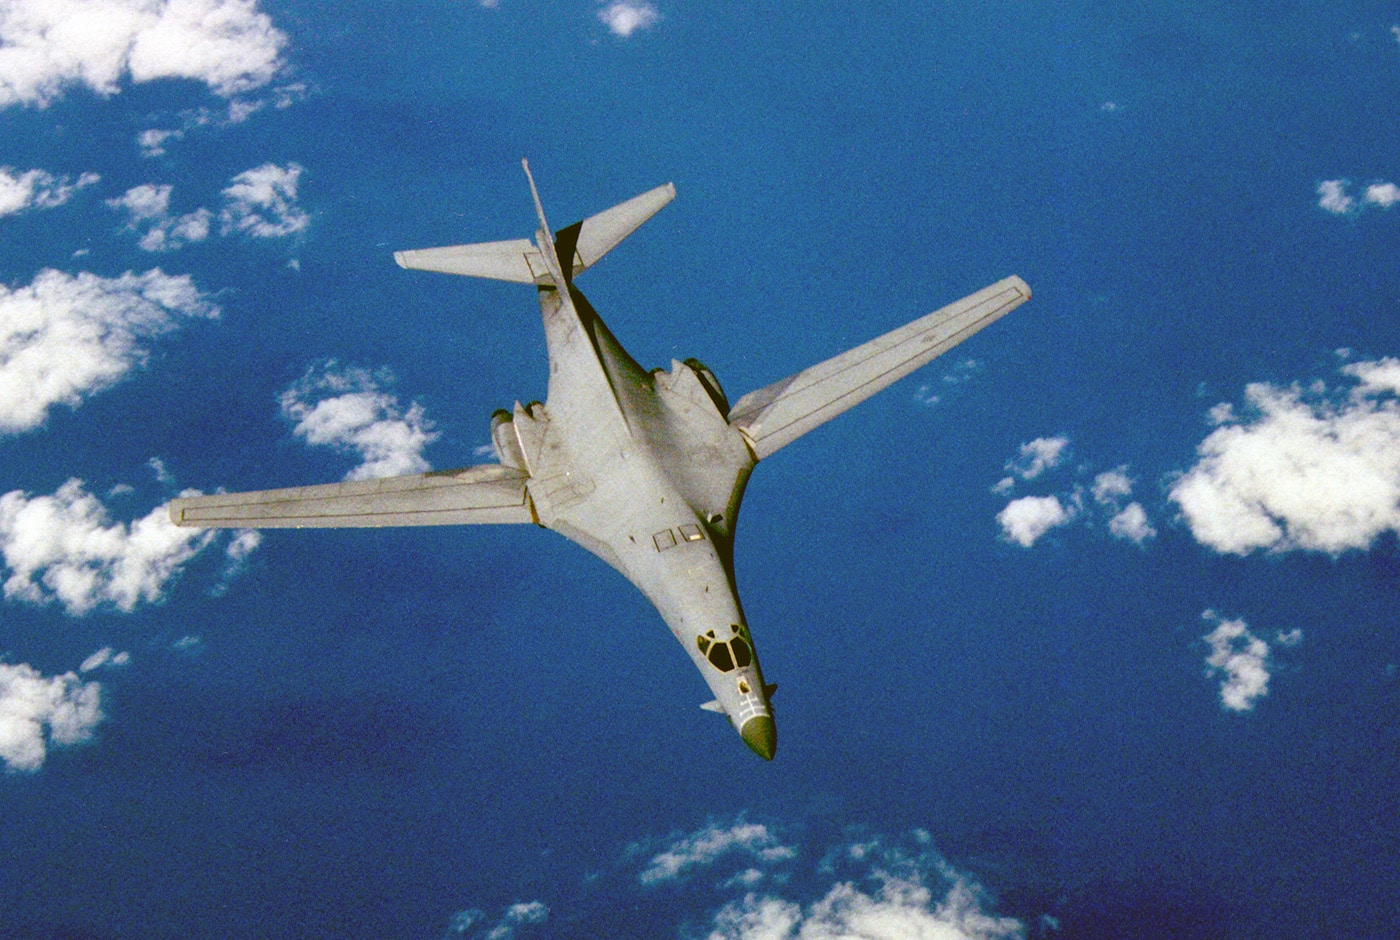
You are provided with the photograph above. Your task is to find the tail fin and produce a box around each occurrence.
[394,165,675,285]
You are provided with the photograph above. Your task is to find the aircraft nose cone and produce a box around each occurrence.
[740,715,776,760]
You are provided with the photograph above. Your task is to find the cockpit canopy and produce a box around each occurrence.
[696,625,752,673]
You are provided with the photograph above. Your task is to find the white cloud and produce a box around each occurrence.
[485,902,547,940]
[638,820,796,886]
[1106,502,1155,544]
[0,268,218,435]
[0,478,220,615]
[1275,628,1304,648]
[1169,359,1400,555]
[1092,467,1156,545]
[138,127,184,157]
[996,494,1074,548]
[1201,612,1272,712]
[79,646,131,672]
[1318,178,1400,215]
[1317,179,1354,214]
[0,0,288,109]
[280,362,438,481]
[706,836,1023,940]
[219,161,307,238]
[0,167,99,217]
[0,660,103,772]
[1005,436,1069,481]
[445,902,547,939]
[1364,182,1400,208]
[598,1,659,37]
[107,183,212,250]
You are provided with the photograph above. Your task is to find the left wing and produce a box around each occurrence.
[728,276,1030,460]
[169,464,534,529]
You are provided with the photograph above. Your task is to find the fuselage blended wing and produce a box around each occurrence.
[170,164,1031,760]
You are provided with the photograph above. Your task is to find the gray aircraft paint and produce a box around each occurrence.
[170,163,1030,760]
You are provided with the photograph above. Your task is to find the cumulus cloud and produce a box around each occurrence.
[107,183,213,250]
[219,162,308,238]
[1318,178,1400,215]
[1169,359,1400,554]
[0,659,103,772]
[0,268,218,435]
[1091,467,1156,545]
[996,494,1074,548]
[1201,612,1273,712]
[0,478,220,615]
[1317,179,1354,215]
[706,832,1023,940]
[0,167,99,217]
[0,0,288,109]
[1004,436,1069,481]
[598,1,659,37]
[281,362,438,481]
[638,820,796,886]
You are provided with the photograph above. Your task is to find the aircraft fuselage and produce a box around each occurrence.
[491,282,775,758]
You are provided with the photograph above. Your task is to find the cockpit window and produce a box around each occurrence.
[731,636,752,668]
[697,627,753,673]
[708,641,735,672]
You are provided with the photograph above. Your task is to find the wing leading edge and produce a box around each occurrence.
[727,275,1031,460]
[169,464,533,529]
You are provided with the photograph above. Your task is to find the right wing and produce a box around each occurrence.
[168,464,534,529]
[727,276,1030,460]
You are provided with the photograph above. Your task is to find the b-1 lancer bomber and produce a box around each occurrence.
[170,161,1030,760]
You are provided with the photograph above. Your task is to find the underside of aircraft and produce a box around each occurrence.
[171,162,1030,760]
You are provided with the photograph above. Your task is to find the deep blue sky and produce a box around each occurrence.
[2,2,1399,938]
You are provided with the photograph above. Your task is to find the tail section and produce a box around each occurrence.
[394,162,675,285]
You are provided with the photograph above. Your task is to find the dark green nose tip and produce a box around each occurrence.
[740,715,776,760]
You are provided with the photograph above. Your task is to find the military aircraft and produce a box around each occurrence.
[170,161,1030,760]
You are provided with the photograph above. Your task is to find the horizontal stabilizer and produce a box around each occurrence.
[729,276,1031,459]
[394,182,675,285]
[700,699,725,713]
[169,464,534,529]
[394,238,542,283]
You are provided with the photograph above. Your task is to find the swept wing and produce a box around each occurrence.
[168,464,532,529]
[728,275,1030,459]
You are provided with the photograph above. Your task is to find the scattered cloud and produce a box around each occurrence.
[79,647,131,672]
[1317,179,1354,215]
[0,268,218,435]
[1005,436,1070,481]
[1092,467,1156,545]
[138,127,184,157]
[219,161,308,238]
[0,478,220,616]
[107,183,213,250]
[914,358,983,407]
[637,819,796,886]
[997,494,1075,548]
[444,902,548,940]
[0,659,103,772]
[108,163,308,251]
[0,167,100,217]
[598,1,659,37]
[706,831,1023,940]
[1317,178,1400,215]
[280,362,438,481]
[1169,358,1400,555]
[1201,612,1274,713]
[0,0,288,109]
